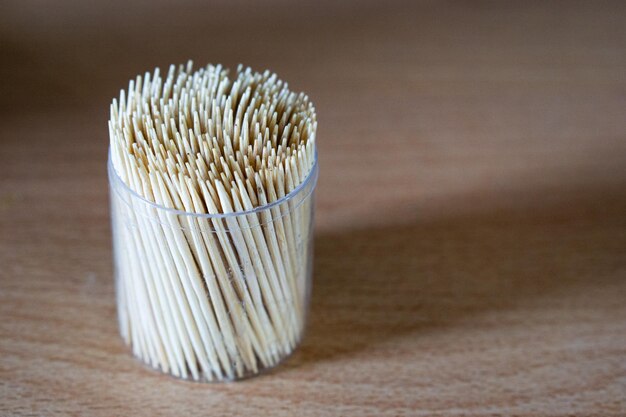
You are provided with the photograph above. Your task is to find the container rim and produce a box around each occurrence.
[108,148,318,219]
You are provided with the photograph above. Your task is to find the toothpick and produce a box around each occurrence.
[109,61,317,381]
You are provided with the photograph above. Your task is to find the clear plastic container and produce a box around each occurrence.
[108,153,318,381]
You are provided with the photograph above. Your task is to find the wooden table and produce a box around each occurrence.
[1,1,625,415]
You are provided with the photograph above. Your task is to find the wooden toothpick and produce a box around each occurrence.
[109,61,317,381]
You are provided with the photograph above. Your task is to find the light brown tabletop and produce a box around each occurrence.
[1,1,625,416]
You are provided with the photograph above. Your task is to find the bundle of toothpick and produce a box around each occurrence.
[108,61,317,381]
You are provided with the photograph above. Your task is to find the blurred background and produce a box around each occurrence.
[1,1,625,415]
[2,1,625,228]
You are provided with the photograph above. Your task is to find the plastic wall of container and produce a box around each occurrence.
[108,153,318,381]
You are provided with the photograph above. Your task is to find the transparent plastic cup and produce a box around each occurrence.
[108,153,318,381]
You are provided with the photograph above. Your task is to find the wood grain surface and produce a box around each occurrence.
[1,1,625,415]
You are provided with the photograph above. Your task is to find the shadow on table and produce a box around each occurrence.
[291,184,626,366]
